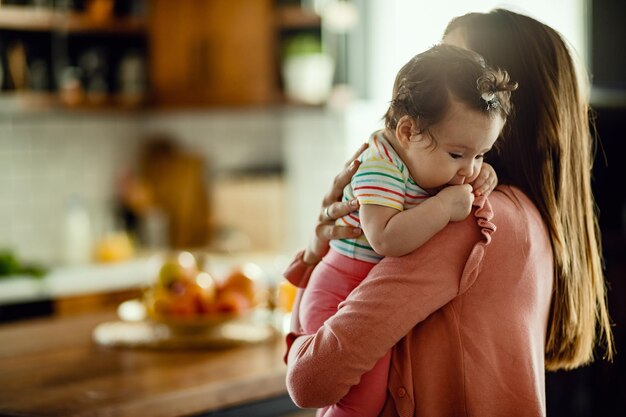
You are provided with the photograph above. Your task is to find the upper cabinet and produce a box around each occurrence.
[149,0,275,107]
[0,0,322,110]
[0,1,149,110]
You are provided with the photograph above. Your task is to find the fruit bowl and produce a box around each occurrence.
[146,310,250,333]
[117,298,250,331]
[112,298,274,348]
[137,252,260,333]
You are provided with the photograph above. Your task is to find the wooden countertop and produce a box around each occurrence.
[0,311,290,417]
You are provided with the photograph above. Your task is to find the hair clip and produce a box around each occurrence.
[481,91,498,110]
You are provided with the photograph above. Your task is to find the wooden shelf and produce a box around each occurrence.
[0,6,145,34]
[0,91,147,113]
[275,6,321,30]
[0,3,323,110]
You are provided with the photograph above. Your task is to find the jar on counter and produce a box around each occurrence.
[62,194,93,265]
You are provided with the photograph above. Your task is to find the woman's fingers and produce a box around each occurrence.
[323,160,361,206]
[345,142,369,167]
[320,199,359,222]
[307,198,362,264]
[316,223,362,241]
[306,219,361,265]
[322,143,369,206]
[304,143,368,266]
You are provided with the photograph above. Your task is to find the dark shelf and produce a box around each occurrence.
[275,6,321,30]
[0,6,145,34]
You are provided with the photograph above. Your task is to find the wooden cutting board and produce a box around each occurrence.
[139,137,211,248]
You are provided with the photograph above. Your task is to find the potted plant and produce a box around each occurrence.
[281,34,334,105]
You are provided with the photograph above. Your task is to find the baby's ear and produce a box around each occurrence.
[395,116,422,149]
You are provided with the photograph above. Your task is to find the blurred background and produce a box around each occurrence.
[0,0,624,416]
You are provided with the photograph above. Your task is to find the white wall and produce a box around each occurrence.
[364,0,587,102]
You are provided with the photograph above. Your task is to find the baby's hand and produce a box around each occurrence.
[472,162,498,196]
[436,184,474,222]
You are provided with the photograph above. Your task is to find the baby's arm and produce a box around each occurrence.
[360,184,474,257]
[472,162,498,196]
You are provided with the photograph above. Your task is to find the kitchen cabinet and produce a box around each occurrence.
[0,1,322,110]
[0,2,149,110]
[149,0,276,107]
[148,0,321,107]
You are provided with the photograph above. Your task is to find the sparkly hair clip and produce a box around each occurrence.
[481,91,498,110]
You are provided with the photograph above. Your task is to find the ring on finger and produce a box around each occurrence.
[324,206,331,221]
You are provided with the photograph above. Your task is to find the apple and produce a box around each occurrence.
[215,289,252,314]
[157,252,199,290]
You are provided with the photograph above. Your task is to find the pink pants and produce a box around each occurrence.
[299,249,391,417]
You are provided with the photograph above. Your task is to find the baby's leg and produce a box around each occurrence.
[318,349,392,417]
[298,250,385,417]
[299,251,371,334]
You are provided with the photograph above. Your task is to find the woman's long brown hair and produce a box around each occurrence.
[444,9,614,370]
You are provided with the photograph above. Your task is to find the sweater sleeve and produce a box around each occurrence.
[283,250,317,288]
[282,250,315,358]
[286,199,495,408]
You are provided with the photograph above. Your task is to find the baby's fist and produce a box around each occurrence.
[436,184,474,222]
[472,163,498,196]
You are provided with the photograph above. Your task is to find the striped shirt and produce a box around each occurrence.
[330,131,430,263]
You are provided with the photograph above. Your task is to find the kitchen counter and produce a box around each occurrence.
[0,310,299,417]
[0,251,290,306]
[0,258,153,305]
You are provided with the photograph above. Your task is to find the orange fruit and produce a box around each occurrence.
[191,272,218,314]
[221,269,256,305]
[215,289,252,314]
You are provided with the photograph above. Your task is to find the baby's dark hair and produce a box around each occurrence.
[383,44,517,138]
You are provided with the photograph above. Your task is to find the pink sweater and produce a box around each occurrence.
[285,186,553,417]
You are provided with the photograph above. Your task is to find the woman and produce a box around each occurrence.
[284,9,614,417]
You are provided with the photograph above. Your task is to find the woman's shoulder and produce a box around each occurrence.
[487,185,550,256]
[372,186,545,279]
[489,186,544,229]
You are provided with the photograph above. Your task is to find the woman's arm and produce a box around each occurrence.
[286,199,495,408]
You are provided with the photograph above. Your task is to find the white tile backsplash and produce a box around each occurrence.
[0,109,289,264]
[0,114,142,264]
[146,110,283,174]
[0,104,379,266]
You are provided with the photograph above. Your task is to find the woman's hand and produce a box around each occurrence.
[303,143,369,265]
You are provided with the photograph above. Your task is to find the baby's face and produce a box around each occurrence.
[403,100,502,192]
